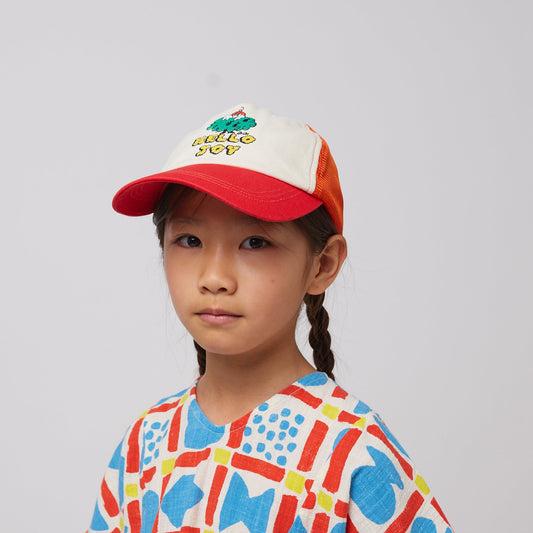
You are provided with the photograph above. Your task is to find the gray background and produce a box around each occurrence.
[2,1,532,531]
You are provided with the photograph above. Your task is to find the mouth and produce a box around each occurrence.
[196,308,242,324]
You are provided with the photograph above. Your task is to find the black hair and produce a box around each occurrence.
[153,184,340,379]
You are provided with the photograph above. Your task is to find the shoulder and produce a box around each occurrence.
[116,386,192,457]
[285,372,381,434]
[287,373,413,475]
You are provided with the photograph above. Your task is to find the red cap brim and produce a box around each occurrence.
[112,164,322,222]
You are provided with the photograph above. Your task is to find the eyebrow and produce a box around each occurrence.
[169,215,285,231]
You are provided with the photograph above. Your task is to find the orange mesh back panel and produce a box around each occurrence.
[313,134,343,234]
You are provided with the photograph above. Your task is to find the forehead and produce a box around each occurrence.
[166,187,284,229]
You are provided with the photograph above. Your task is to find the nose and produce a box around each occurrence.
[198,247,237,295]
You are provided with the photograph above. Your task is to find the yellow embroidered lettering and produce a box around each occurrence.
[195,145,209,157]
[225,145,240,155]
[206,134,217,143]
[228,133,239,143]
[240,135,256,144]
[210,144,225,154]
[192,136,205,146]
[216,133,228,142]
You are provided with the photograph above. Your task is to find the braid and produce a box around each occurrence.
[194,340,206,376]
[304,292,335,380]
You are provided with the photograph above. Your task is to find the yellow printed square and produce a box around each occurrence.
[214,448,231,465]
[125,484,138,498]
[354,416,366,429]
[415,474,431,495]
[285,471,306,494]
[317,491,333,512]
[161,458,176,475]
[322,404,340,420]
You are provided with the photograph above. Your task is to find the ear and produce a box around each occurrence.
[306,235,347,295]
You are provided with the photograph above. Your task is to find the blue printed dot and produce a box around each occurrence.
[156,436,162,442]
[281,408,291,417]
[161,420,169,430]
[266,431,275,441]
[278,432,286,441]
[289,427,298,437]
[257,442,265,453]
[243,443,252,454]
[287,443,297,452]
[258,403,268,411]
[265,452,272,460]
[151,422,161,429]
[154,449,159,459]
[269,413,279,423]
[277,456,287,466]
[143,456,152,465]
[295,415,304,425]
[162,429,168,438]
[243,427,252,436]
[274,443,284,451]
[253,414,263,424]
[280,420,289,430]
[147,442,155,452]
[145,430,154,440]
[258,424,266,434]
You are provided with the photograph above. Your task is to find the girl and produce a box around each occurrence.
[88,104,453,533]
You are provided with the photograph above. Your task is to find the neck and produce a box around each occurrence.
[195,342,315,426]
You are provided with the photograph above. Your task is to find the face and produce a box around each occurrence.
[163,192,320,362]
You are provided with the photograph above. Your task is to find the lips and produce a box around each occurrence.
[196,308,242,324]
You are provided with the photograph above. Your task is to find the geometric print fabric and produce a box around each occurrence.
[87,372,453,533]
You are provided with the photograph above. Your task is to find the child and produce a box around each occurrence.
[88,104,453,533]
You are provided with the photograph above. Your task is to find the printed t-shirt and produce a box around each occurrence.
[87,372,453,532]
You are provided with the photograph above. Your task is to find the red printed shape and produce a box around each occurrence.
[311,512,330,533]
[288,386,323,408]
[367,424,413,479]
[302,491,316,509]
[332,386,348,399]
[431,497,451,526]
[168,404,183,453]
[297,420,329,472]
[176,449,211,467]
[126,418,144,473]
[322,429,362,493]
[334,499,349,518]
[384,491,424,533]
[127,500,141,533]
[227,413,251,449]
[346,515,360,533]
[338,411,359,424]
[140,466,156,489]
[150,400,181,414]
[101,478,119,517]
[160,473,173,501]
[273,494,299,533]
[206,465,228,526]
[231,453,285,481]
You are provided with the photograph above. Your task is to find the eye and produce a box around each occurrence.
[176,235,202,248]
[242,237,269,250]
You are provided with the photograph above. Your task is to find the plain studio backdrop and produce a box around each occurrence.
[1,1,532,531]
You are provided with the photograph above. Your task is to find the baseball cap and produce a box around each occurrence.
[112,103,344,233]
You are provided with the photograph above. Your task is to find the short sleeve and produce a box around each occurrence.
[346,414,454,532]
[86,437,126,533]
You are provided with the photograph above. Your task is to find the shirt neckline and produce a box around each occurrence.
[187,371,328,433]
